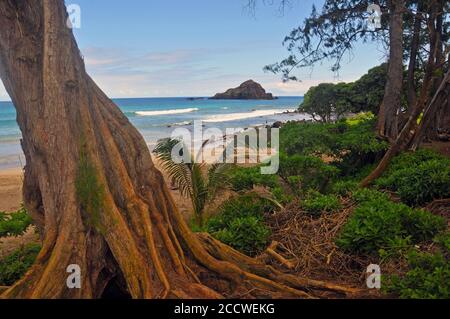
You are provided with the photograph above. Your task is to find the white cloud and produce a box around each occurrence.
[0,45,371,101]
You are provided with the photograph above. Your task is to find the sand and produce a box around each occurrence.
[0,168,24,212]
[0,168,40,259]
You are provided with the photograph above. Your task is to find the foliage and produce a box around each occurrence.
[279,115,387,174]
[264,1,389,80]
[280,121,336,156]
[206,195,274,256]
[333,116,388,174]
[0,244,41,286]
[300,83,346,122]
[212,217,271,257]
[384,249,450,299]
[154,138,232,226]
[302,191,342,215]
[299,65,388,120]
[0,205,33,238]
[331,180,359,196]
[76,142,106,233]
[376,149,450,206]
[279,154,339,194]
[228,166,279,192]
[337,189,446,255]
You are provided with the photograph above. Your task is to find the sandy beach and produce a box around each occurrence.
[0,167,23,212]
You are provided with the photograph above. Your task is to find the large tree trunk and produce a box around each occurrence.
[377,0,405,141]
[0,0,355,299]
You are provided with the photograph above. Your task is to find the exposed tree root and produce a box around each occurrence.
[195,233,361,297]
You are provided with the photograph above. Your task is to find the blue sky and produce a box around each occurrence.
[0,0,387,100]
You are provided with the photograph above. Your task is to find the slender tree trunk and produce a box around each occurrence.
[410,71,450,150]
[406,4,423,111]
[0,0,355,299]
[377,0,405,141]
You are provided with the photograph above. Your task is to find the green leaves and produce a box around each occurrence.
[384,250,450,299]
[376,149,450,206]
[0,205,33,238]
[0,244,41,286]
[206,195,274,256]
[153,138,232,226]
[336,189,446,255]
[302,191,342,215]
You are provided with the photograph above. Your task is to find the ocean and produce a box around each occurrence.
[0,96,305,169]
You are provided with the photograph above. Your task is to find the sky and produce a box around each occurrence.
[0,0,387,100]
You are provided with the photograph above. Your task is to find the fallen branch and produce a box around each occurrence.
[264,241,296,270]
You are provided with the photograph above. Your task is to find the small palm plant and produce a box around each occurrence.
[153,138,232,226]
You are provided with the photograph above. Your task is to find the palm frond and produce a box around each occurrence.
[207,163,233,200]
[154,138,194,198]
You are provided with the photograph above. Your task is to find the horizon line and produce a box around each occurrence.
[0,95,304,103]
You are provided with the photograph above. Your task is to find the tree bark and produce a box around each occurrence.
[0,0,355,299]
[362,1,443,187]
[405,4,423,110]
[377,0,405,141]
[410,70,450,150]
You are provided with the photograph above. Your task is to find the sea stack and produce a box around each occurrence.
[210,80,275,100]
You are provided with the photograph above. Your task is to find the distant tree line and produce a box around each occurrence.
[300,64,388,122]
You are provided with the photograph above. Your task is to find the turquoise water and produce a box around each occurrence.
[0,96,304,169]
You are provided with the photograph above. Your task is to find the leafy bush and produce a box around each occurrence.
[331,180,359,196]
[206,195,273,256]
[212,217,271,256]
[351,188,390,203]
[279,154,339,193]
[280,121,336,156]
[384,249,449,299]
[376,150,450,206]
[333,117,388,174]
[337,189,446,255]
[228,166,279,192]
[298,64,388,120]
[302,192,342,215]
[0,244,41,286]
[0,205,33,238]
[279,116,387,175]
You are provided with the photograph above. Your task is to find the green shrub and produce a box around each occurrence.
[206,195,273,256]
[376,149,450,206]
[0,244,41,286]
[302,192,342,215]
[384,249,449,299]
[0,205,33,238]
[380,161,450,206]
[228,166,279,192]
[352,188,390,203]
[279,154,339,193]
[337,190,446,255]
[279,117,387,175]
[332,118,388,174]
[212,217,271,256]
[331,180,359,196]
[280,121,336,156]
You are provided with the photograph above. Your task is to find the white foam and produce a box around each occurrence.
[203,109,296,123]
[135,108,199,116]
